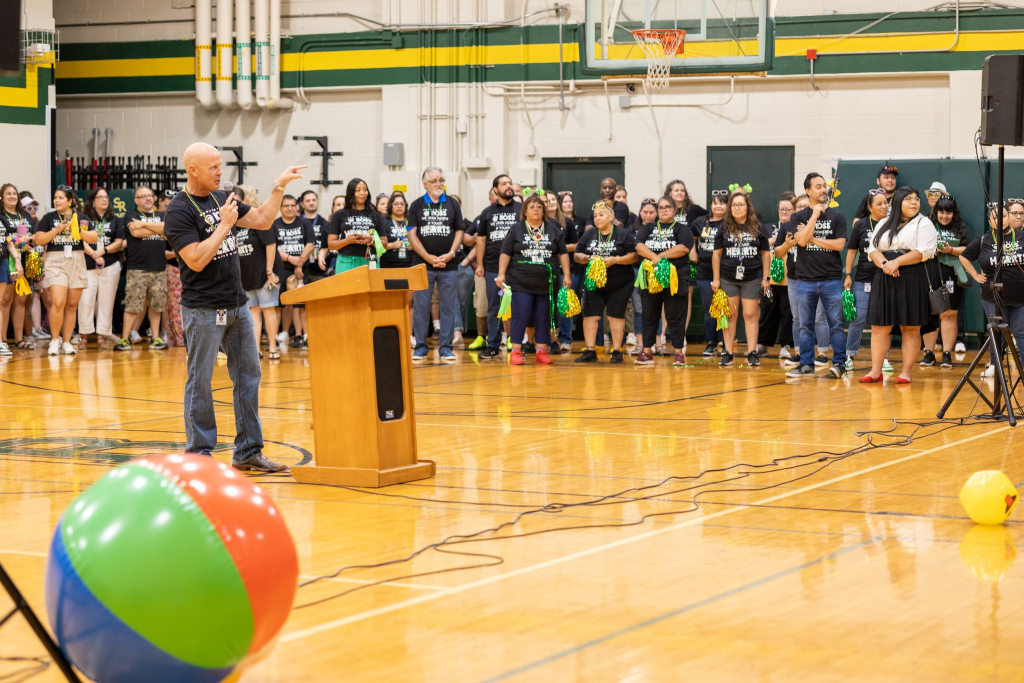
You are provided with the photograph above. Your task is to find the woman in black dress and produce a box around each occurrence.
[861,187,938,384]
[920,195,970,369]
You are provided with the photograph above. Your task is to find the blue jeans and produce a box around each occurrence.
[181,305,263,464]
[414,268,458,354]
[631,282,643,335]
[696,279,722,344]
[846,281,871,357]
[455,263,475,332]
[485,271,503,350]
[511,290,552,346]
[788,281,829,353]
[981,299,1024,363]
[795,279,847,368]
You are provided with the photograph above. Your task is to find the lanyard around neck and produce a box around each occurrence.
[184,190,221,228]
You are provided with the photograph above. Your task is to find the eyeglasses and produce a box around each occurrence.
[592,201,609,211]
[868,189,887,196]
[57,185,72,192]
[711,190,729,197]
[988,202,1004,210]
[641,197,657,204]
[1007,198,1024,205]
[1011,211,1024,218]
[426,178,446,185]
[135,194,154,200]
[557,191,572,196]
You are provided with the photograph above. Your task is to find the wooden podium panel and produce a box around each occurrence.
[281,265,435,487]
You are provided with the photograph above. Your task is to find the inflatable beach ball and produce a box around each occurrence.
[960,470,1019,525]
[45,454,298,683]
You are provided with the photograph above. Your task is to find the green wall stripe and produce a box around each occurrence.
[0,68,50,126]
[61,39,195,61]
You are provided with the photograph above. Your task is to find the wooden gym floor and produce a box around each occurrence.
[1,343,1022,682]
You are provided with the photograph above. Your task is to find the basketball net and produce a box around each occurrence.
[632,29,686,89]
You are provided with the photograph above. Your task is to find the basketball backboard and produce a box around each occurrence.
[582,0,774,77]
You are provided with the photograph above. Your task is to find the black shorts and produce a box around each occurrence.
[583,281,634,318]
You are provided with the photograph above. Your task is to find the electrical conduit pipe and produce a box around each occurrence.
[195,0,216,108]
[254,0,270,106]
[236,0,254,108]
[269,0,294,109]
[215,0,235,108]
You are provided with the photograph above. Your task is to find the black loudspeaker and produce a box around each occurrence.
[981,54,1024,146]
[0,0,20,73]
[372,326,405,422]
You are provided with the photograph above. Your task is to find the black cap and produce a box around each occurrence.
[878,165,899,177]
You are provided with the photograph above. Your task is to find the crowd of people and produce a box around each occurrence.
[2,162,1021,385]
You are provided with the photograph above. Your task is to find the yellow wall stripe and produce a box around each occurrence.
[0,66,41,109]
[54,30,1024,81]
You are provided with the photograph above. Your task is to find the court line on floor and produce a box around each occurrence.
[299,574,450,592]
[279,424,1008,645]
[479,538,879,682]
[416,421,922,451]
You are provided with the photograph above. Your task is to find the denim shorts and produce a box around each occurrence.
[246,284,280,309]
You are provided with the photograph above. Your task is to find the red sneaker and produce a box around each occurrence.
[673,351,686,367]
[510,349,525,365]
[536,349,553,365]
[634,351,655,366]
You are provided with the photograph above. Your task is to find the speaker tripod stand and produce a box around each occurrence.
[938,143,1023,424]
[0,560,81,682]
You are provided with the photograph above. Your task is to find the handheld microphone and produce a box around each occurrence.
[222,180,234,192]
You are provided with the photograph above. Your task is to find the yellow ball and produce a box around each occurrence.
[959,470,1019,525]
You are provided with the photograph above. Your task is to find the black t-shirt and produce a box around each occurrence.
[576,226,636,290]
[784,208,848,282]
[275,217,315,277]
[379,218,413,269]
[35,211,91,253]
[585,200,629,228]
[84,215,125,270]
[847,217,879,284]
[635,221,694,274]
[408,194,464,271]
[302,213,329,277]
[163,190,252,310]
[961,232,1024,304]
[567,215,587,274]
[500,221,568,295]
[675,205,708,230]
[237,226,282,292]
[713,226,770,282]
[124,210,168,271]
[691,216,724,281]
[327,208,386,258]
[476,200,520,273]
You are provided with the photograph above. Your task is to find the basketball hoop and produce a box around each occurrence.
[632,29,686,89]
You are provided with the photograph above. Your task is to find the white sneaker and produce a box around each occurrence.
[626,333,637,346]
[276,331,289,343]
[955,342,966,353]
[982,364,995,378]
[779,345,792,359]
[48,338,61,356]
[882,359,894,373]
[410,335,416,347]
[129,330,142,344]
[453,332,465,348]
[62,341,76,355]
[560,342,572,353]
[71,334,82,345]
[845,357,854,371]
[0,342,10,357]
[783,359,801,369]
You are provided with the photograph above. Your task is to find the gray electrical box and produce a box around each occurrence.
[383,143,405,166]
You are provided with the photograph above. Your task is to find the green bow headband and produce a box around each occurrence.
[728,183,754,194]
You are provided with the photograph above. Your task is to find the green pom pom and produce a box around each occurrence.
[842,288,857,322]
[654,258,673,288]
[689,261,698,280]
[770,256,785,284]
[557,286,581,317]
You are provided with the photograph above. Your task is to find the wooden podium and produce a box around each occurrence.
[280,264,435,487]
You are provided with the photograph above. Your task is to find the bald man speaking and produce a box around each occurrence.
[163,142,306,472]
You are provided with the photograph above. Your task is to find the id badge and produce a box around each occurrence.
[945,279,955,294]
[735,264,745,281]
[531,253,543,264]
[864,283,871,293]
[64,245,72,259]
[216,309,227,326]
